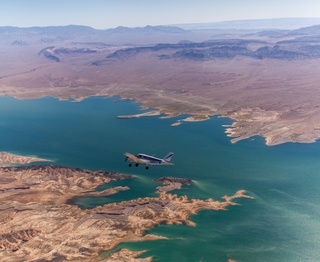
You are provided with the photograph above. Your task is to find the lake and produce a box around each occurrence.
[1,96,320,261]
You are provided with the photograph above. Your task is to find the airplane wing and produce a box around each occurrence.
[123,152,145,164]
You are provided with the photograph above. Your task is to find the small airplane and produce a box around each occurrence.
[124,152,174,169]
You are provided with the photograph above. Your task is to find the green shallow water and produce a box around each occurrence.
[1,96,320,261]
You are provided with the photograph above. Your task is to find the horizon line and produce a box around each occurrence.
[1,17,320,30]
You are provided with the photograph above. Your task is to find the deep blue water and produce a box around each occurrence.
[1,96,320,261]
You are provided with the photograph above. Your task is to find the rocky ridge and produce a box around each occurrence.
[104,37,320,61]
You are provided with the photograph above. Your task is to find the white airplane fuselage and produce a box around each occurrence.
[136,153,168,165]
[124,152,174,169]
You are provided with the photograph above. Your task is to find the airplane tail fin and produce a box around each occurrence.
[163,152,174,162]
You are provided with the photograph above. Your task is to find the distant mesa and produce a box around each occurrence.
[174,18,320,30]
[108,25,186,34]
[71,41,115,47]
[32,25,96,39]
[39,46,97,62]
[250,29,291,38]
[40,37,55,43]
[178,40,195,44]
[0,25,186,47]
[255,45,307,60]
[54,47,97,55]
[38,46,60,62]
[11,40,29,46]
[1,20,320,46]
[248,24,320,38]
[105,37,320,61]
[100,24,320,61]
[288,24,320,36]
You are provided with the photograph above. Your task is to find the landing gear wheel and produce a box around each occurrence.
[146,166,149,170]
[129,163,132,167]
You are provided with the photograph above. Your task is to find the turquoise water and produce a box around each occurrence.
[1,96,320,261]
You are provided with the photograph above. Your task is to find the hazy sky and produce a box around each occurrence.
[1,0,320,29]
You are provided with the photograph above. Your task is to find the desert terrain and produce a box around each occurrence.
[1,25,320,145]
[0,153,252,261]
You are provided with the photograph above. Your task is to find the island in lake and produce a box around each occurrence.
[0,153,253,261]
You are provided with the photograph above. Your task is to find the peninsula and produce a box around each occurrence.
[117,110,161,119]
[0,164,253,261]
[0,152,52,166]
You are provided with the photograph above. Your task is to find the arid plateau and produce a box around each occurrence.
[2,25,320,145]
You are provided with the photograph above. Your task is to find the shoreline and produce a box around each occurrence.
[1,94,319,146]
[0,164,253,261]
[116,110,161,119]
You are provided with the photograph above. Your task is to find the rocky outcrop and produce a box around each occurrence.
[154,176,193,185]
[104,248,152,262]
[0,229,41,251]
[38,46,60,62]
[105,37,320,61]
[154,176,194,192]
[39,46,96,62]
